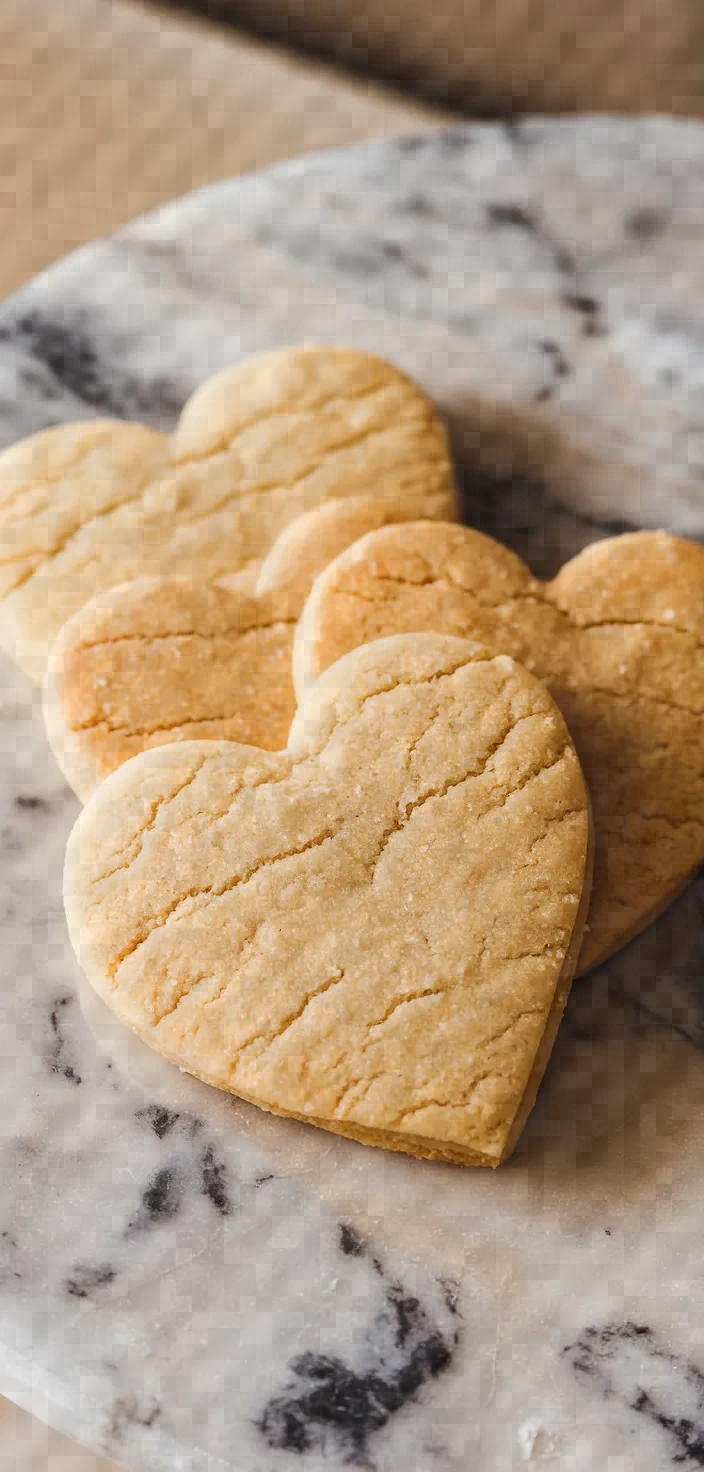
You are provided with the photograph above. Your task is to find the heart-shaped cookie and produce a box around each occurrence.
[44,579,296,804]
[44,490,455,802]
[296,522,704,974]
[64,634,592,1167]
[0,347,456,683]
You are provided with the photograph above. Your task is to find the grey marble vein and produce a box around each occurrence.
[0,118,703,1470]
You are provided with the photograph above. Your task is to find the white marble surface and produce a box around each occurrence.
[1,118,704,1470]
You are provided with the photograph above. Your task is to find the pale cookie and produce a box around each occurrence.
[64,634,592,1167]
[44,487,455,802]
[296,522,704,974]
[0,347,457,682]
[44,579,297,804]
[255,490,454,601]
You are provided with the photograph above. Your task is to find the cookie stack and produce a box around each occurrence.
[2,348,702,1168]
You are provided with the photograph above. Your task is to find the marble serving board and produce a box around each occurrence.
[1,118,704,1472]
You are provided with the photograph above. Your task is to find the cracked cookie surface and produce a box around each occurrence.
[296,523,704,973]
[44,579,297,803]
[64,634,591,1167]
[0,347,456,682]
[44,488,455,802]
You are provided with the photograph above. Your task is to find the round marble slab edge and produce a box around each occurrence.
[0,119,704,1472]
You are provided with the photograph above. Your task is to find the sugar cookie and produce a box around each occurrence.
[0,348,456,682]
[44,486,455,801]
[44,580,296,803]
[296,522,704,972]
[64,634,591,1167]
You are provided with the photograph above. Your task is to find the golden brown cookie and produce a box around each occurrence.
[44,579,296,804]
[44,487,456,802]
[64,634,592,1167]
[0,347,456,682]
[255,490,455,601]
[296,522,704,974]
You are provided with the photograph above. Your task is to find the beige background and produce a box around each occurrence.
[206,0,704,115]
[1,0,445,302]
[0,1396,124,1470]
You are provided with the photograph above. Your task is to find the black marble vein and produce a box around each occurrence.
[257,1226,459,1466]
[126,1167,182,1235]
[564,1321,704,1466]
[438,1278,461,1317]
[110,1395,161,1442]
[65,1264,116,1299]
[200,1144,233,1217]
[625,207,669,242]
[135,1104,201,1140]
[46,996,82,1087]
[534,338,571,402]
[561,292,605,336]
[0,308,185,425]
[0,1231,21,1285]
[132,1105,235,1221]
[484,198,577,278]
[339,1223,366,1258]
